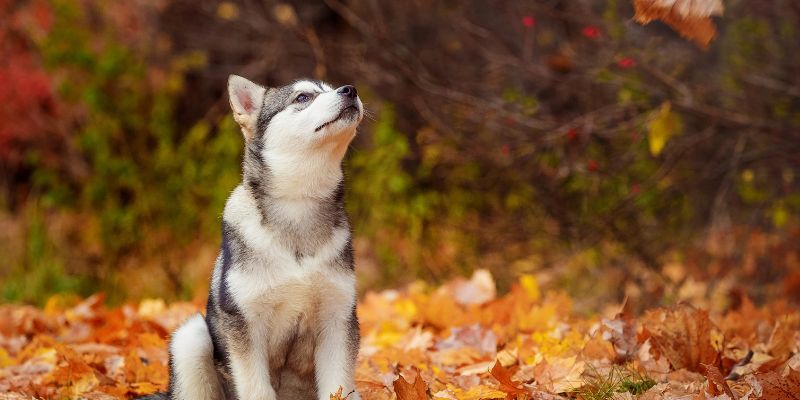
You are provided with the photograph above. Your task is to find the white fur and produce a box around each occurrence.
[223,186,358,400]
[170,314,224,400]
[217,77,362,400]
[259,81,361,199]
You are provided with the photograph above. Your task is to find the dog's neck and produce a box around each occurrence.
[242,138,347,223]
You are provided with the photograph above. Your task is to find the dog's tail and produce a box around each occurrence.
[136,314,220,400]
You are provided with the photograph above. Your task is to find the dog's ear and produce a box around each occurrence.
[228,75,266,140]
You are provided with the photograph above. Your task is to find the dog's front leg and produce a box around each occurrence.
[230,331,277,400]
[314,308,359,400]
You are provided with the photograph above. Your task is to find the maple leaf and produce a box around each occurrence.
[632,0,724,49]
[641,304,718,373]
[602,299,638,362]
[532,356,585,394]
[490,361,527,397]
[393,371,428,400]
[745,368,800,400]
[703,364,736,398]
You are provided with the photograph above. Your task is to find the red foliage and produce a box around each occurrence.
[0,1,59,168]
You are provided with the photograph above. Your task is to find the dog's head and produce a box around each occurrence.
[228,75,364,197]
[228,75,363,151]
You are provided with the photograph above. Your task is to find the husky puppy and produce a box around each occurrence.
[144,76,363,400]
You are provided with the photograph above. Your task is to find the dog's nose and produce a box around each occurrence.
[336,85,357,99]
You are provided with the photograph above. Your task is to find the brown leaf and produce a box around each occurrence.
[632,0,723,49]
[490,361,526,396]
[603,298,638,362]
[641,304,718,373]
[766,319,796,360]
[703,364,736,399]
[393,372,428,400]
[747,368,800,400]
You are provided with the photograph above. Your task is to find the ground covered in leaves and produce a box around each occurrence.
[1,271,799,399]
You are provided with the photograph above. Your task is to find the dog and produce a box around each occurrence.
[141,75,364,400]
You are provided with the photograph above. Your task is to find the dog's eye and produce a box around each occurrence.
[295,93,311,103]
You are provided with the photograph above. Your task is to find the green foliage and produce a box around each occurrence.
[12,0,242,302]
[2,205,92,304]
[347,105,440,283]
[573,365,656,400]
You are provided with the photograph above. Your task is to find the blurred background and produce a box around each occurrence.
[1,0,799,310]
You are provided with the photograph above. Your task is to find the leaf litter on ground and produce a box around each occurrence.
[1,270,799,399]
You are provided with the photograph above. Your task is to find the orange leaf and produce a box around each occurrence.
[703,364,736,399]
[392,372,427,400]
[748,368,800,400]
[641,304,718,373]
[632,0,723,49]
[490,361,526,396]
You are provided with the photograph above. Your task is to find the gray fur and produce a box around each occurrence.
[141,77,362,400]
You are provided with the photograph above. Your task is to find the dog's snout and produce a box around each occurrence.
[336,85,357,99]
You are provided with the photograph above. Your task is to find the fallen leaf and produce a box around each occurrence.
[641,304,718,372]
[703,364,736,399]
[746,368,800,400]
[393,371,428,400]
[490,361,526,396]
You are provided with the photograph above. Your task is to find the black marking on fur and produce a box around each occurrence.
[205,294,231,374]
[218,222,248,339]
[135,393,169,400]
[347,304,360,366]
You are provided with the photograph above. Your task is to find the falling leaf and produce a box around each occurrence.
[646,102,682,156]
[632,0,724,49]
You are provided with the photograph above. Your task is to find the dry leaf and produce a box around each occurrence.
[393,372,428,400]
[746,368,800,400]
[490,361,526,396]
[642,304,718,372]
[703,364,736,398]
[633,0,724,49]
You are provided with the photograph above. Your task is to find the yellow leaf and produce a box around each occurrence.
[0,347,14,368]
[519,274,541,302]
[647,102,682,156]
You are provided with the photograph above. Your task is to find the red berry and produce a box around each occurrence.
[581,26,601,39]
[522,16,536,27]
[630,183,641,195]
[501,144,511,156]
[587,160,599,172]
[617,57,636,69]
[566,128,578,142]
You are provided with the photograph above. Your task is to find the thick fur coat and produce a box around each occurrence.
[143,76,363,400]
